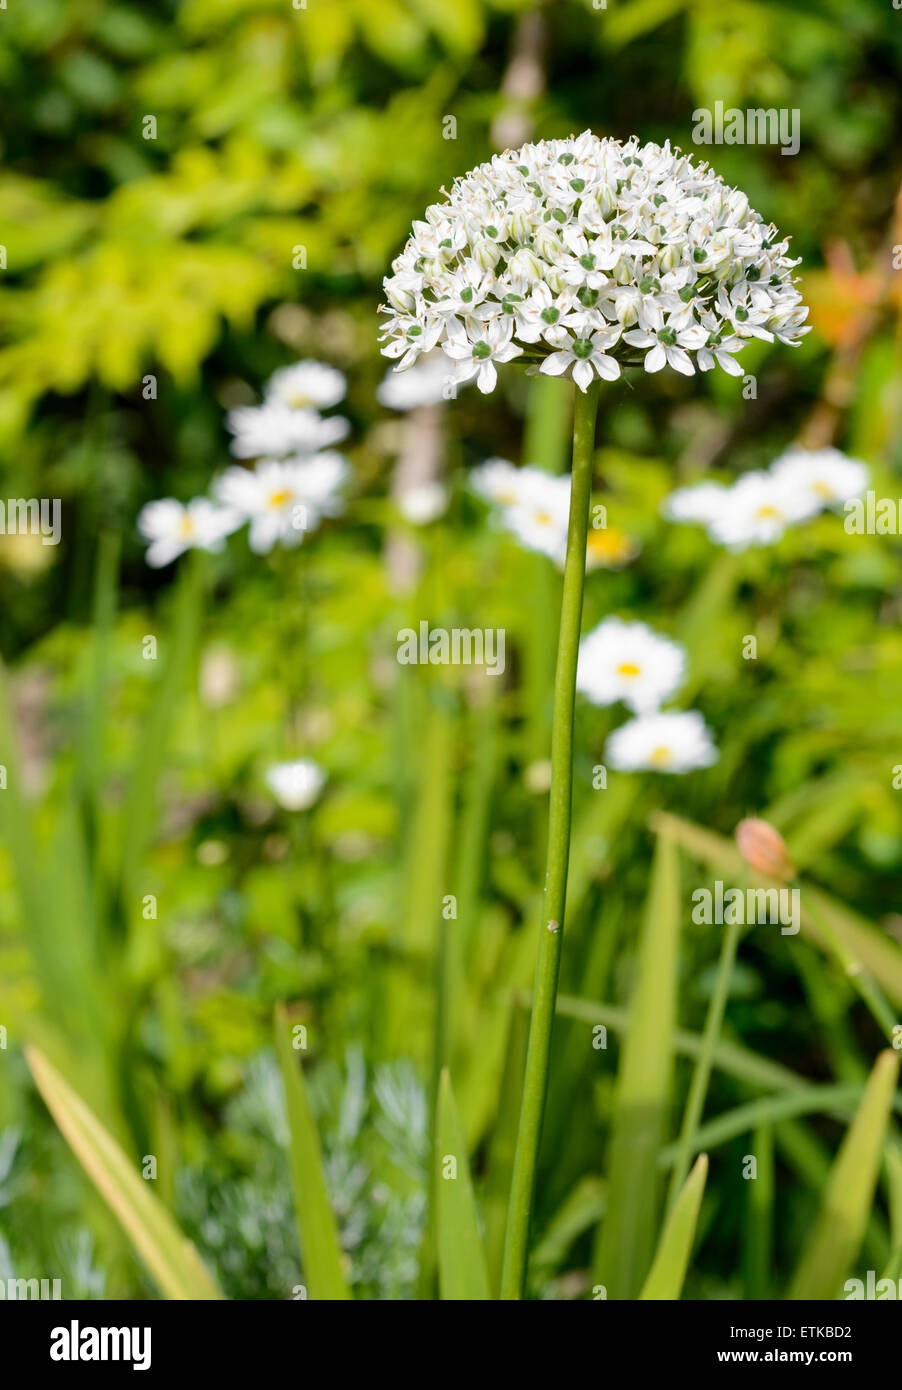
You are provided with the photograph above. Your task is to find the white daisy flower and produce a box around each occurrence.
[662,480,732,524]
[470,457,535,508]
[265,758,326,811]
[381,133,808,394]
[377,354,453,410]
[769,447,869,512]
[398,481,449,525]
[605,710,719,773]
[226,402,349,459]
[137,497,239,569]
[500,472,572,561]
[576,616,686,714]
[264,360,347,411]
[214,454,348,554]
[706,469,818,549]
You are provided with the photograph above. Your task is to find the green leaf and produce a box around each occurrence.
[592,829,681,1298]
[640,1154,708,1300]
[436,1069,490,1301]
[119,550,205,906]
[788,1049,900,1300]
[26,1046,221,1301]
[273,1004,350,1301]
[481,997,529,1294]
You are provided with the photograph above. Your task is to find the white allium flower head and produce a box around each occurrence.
[227,402,349,459]
[265,758,326,811]
[265,360,347,411]
[381,132,808,395]
[214,453,348,554]
[138,497,239,569]
[769,446,869,511]
[377,354,454,410]
[606,709,719,773]
[577,616,686,714]
[398,481,449,524]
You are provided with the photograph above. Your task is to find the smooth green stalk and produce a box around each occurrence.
[500,380,599,1300]
[666,912,743,1211]
[800,880,899,1043]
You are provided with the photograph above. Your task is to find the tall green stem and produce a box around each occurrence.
[500,379,600,1299]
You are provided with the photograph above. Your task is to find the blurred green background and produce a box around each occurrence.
[1,0,902,1301]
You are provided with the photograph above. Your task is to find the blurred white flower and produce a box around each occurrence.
[398,481,449,524]
[605,709,718,773]
[500,472,571,561]
[577,616,686,714]
[706,469,817,549]
[227,402,349,459]
[470,458,533,507]
[381,132,808,394]
[378,355,453,410]
[265,360,347,411]
[769,446,869,512]
[662,481,731,524]
[138,497,239,569]
[214,454,348,553]
[265,759,326,811]
[663,447,869,550]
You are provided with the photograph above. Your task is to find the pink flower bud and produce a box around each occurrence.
[735,818,796,882]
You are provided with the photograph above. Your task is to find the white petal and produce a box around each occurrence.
[593,353,621,381]
[477,361,498,393]
[572,359,594,392]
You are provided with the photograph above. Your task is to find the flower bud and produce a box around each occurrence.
[534,225,562,262]
[726,189,749,224]
[611,256,633,285]
[385,275,419,314]
[509,209,533,244]
[597,184,616,219]
[474,238,502,271]
[509,248,544,285]
[614,288,640,327]
[542,265,566,294]
[659,243,681,273]
[735,818,796,882]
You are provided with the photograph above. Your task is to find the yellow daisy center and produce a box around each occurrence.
[268,489,293,509]
[616,662,641,677]
[587,528,635,566]
[650,745,672,765]
[755,504,781,520]
[178,515,196,538]
[812,481,834,499]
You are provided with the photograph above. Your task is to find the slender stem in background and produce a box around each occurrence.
[667,912,743,1211]
[500,379,600,1300]
[801,884,899,1043]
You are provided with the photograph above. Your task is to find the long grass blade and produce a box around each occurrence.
[273,1004,350,1300]
[436,1068,490,1300]
[592,829,681,1298]
[26,1045,221,1300]
[639,1153,708,1300]
[788,1049,900,1300]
